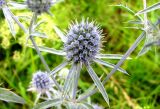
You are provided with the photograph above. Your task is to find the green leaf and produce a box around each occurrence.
[86,64,109,106]
[0,88,25,104]
[33,99,62,109]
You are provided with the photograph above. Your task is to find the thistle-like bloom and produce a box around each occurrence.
[9,0,60,14]
[26,0,52,14]
[64,20,101,63]
[6,0,62,15]
[28,71,59,104]
[30,19,129,105]
[0,0,5,7]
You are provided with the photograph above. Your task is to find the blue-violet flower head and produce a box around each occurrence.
[26,0,52,14]
[0,0,5,8]
[31,71,52,93]
[64,19,102,64]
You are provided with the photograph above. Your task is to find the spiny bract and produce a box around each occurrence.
[32,71,51,93]
[64,20,101,64]
[27,0,52,14]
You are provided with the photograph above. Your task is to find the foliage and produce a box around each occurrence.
[0,0,160,109]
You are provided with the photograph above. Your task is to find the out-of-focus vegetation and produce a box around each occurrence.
[0,0,160,108]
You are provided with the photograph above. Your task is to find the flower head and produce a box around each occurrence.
[27,0,52,14]
[64,20,101,64]
[0,0,5,8]
[30,19,129,106]
[29,71,52,93]
[0,0,5,7]
[28,71,61,104]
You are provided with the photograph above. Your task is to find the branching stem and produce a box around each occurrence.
[29,12,62,91]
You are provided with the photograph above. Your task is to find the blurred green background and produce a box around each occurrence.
[0,0,160,108]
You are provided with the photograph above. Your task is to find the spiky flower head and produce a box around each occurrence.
[26,0,52,14]
[0,0,5,8]
[29,71,52,93]
[64,19,102,64]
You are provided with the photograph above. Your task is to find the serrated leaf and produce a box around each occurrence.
[33,99,62,109]
[0,88,25,104]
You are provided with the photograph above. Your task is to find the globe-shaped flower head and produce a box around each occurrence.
[28,71,60,104]
[27,0,52,14]
[0,0,5,8]
[30,71,52,93]
[30,19,129,106]
[64,19,101,64]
